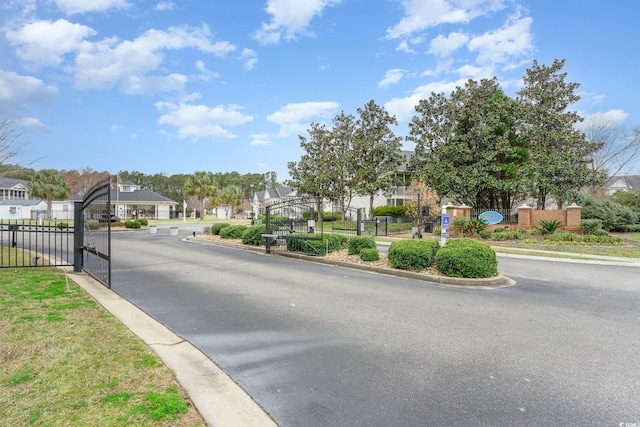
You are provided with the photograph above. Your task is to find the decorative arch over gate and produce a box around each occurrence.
[264,196,323,254]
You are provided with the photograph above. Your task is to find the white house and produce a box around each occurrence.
[0,200,47,219]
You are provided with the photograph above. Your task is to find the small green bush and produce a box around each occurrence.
[136,218,148,226]
[435,238,498,278]
[286,233,347,255]
[124,220,141,229]
[219,225,247,239]
[211,223,231,235]
[321,211,343,222]
[56,222,69,229]
[372,205,408,218]
[359,248,380,261]
[87,220,100,230]
[491,229,527,241]
[242,224,274,246]
[347,236,377,255]
[478,230,492,239]
[452,216,470,236]
[467,219,487,236]
[580,219,603,235]
[388,239,440,272]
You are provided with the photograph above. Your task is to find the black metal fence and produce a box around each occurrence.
[265,196,324,254]
[0,220,74,268]
[74,180,112,288]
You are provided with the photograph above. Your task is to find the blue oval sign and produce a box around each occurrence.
[478,211,503,225]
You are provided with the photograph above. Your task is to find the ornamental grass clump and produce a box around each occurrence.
[435,238,498,278]
[387,239,440,272]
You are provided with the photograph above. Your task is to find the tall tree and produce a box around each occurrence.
[351,100,403,217]
[220,185,243,215]
[28,169,71,219]
[409,78,527,209]
[0,117,32,174]
[184,171,218,219]
[516,59,604,208]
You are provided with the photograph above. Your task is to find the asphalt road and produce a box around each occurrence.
[111,227,640,426]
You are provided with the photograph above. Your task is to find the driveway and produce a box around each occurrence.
[111,228,640,426]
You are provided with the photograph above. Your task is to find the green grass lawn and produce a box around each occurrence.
[0,267,204,426]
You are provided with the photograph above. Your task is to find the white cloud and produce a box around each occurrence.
[52,0,131,15]
[267,101,339,137]
[155,101,253,140]
[120,73,188,95]
[238,48,258,70]
[195,60,220,81]
[74,25,235,93]
[5,19,96,68]
[384,79,463,122]
[387,0,505,39]
[250,134,272,146]
[14,116,49,130]
[429,31,469,57]
[0,70,58,115]
[155,1,175,11]
[468,15,533,65]
[379,69,407,88]
[581,110,629,129]
[253,0,341,45]
[395,40,416,54]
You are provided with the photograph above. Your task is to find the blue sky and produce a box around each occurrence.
[2,0,639,181]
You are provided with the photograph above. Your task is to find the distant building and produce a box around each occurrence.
[0,177,29,200]
[605,175,640,195]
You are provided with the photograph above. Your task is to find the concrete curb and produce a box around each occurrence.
[69,272,278,427]
[185,237,515,288]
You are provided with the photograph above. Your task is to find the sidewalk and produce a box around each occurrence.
[70,272,278,427]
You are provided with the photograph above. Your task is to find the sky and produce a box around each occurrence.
[2,0,639,182]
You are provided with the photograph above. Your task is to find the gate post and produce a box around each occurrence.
[265,206,271,254]
[73,201,83,272]
[356,208,362,236]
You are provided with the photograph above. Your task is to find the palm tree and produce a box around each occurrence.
[184,171,218,220]
[28,169,71,219]
[220,185,243,218]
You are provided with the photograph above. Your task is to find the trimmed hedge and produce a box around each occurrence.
[388,239,440,272]
[136,218,149,226]
[359,248,380,261]
[242,224,273,246]
[372,205,408,218]
[286,233,347,255]
[435,238,497,278]
[347,236,377,255]
[211,223,231,235]
[124,220,141,229]
[219,225,247,239]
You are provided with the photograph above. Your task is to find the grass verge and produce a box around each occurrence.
[0,267,205,426]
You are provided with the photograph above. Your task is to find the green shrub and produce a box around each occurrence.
[580,219,602,235]
[579,195,638,231]
[286,233,347,255]
[435,238,498,278]
[491,229,527,241]
[56,222,69,229]
[347,236,377,255]
[622,224,640,232]
[87,220,100,230]
[219,225,247,239]
[321,211,343,222]
[372,205,408,218]
[211,223,231,235]
[359,248,380,261]
[388,239,440,272]
[136,218,148,226]
[433,228,441,236]
[493,227,506,233]
[478,230,492,239]
[124,220,141,229]
[467,219,487,236]
[538,219,563,234]
[452,216,470,235]
[241,224,273,246]
[549,232,578,242]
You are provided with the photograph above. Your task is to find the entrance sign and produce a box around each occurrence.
[442,214,450,228]
[478,211,503,225]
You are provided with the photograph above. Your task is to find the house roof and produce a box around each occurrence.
[0,177,29,189]
[69,188,177,204]
[0,199,44,206]
[606,175,640,190]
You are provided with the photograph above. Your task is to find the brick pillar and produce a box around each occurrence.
[566,203,581,232]
[518,204,532,229]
